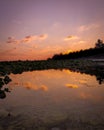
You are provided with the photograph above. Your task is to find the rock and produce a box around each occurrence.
[8,113,11,117]
[0,78,4,88]
[4,75,12,84]
[0,90,6,99]
[4,88,11,92]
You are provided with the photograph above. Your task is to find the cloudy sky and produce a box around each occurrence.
[0,0,104,61]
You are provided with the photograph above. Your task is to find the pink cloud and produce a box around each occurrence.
[79,24,100,32]
[64,35,79,41]
[7,37,19,44]
[39,34,48,40]
[7,34,48,44]
[21,35,37,43]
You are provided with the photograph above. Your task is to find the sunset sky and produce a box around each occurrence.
[0,0,104,61]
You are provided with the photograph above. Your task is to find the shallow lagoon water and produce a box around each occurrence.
[0,69,104,129]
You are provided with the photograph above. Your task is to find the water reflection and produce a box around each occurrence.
[10,81,48,92]
[0,69,104,101]
[0,69,104,129]
[6,69,104,95]
[69,66,104,85]
[65,84,78,89]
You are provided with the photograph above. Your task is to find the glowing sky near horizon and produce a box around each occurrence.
[0,0,104,61]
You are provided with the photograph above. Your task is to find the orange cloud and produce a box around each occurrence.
[64,35,79,41]
[65,84,78,89]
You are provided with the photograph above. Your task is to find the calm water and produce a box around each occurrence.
[0,69,104,129]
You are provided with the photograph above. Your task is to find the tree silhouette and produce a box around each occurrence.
[52,39,104,60]
[95,39,104,48]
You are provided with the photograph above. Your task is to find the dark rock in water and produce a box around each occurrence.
[4,75,12,84]
[0,78,4,88]
[0,90,6,99]
[8,113,11,117]
[0,78,2,82]
[4,88,11,92]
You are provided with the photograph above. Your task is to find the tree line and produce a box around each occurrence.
[52,39,104,60]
